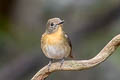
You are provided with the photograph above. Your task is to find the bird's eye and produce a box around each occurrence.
[51,23,54,26]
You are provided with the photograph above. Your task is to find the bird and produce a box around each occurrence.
[41,18,73,69]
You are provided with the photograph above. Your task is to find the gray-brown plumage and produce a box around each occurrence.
[41,18,73,68]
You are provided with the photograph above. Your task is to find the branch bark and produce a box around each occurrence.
[31,34,120,80]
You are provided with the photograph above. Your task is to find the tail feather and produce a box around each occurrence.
[69,53,74,58]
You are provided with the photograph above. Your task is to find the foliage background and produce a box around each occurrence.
[0,0,120,80]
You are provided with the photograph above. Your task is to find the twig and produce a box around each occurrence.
[31,34,120,80]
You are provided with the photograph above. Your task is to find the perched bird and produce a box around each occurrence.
[41,18,73,68]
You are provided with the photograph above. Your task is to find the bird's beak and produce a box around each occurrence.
[57,20,64,25]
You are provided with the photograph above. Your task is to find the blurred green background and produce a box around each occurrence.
[0,0,120,80]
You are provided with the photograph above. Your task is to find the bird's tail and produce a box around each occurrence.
[69,53,74,59]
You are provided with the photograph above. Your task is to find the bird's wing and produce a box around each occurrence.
[65,33,73,58]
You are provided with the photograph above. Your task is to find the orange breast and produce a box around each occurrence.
[42,26,64,45]
[41,26,71,59]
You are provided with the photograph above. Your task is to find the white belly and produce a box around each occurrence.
[45,45,67,59]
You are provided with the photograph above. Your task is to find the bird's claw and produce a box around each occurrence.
[60,59,64,68]
[48,60,52,72]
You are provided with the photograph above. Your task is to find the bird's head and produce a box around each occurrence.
[46,18,64,34]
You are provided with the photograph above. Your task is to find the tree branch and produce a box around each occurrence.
[31,34,120,80]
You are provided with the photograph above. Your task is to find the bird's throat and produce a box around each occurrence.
[45,26,64,45]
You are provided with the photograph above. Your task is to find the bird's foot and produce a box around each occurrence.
[60,58,64,68]
[48,60,52,72]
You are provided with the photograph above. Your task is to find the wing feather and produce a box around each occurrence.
[65,33,73,58]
